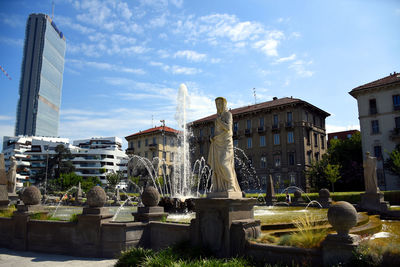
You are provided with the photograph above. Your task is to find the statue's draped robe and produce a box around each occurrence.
[363,155,379,194]
[207,110,241,192]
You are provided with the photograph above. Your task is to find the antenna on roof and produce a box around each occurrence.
[51,1,55,19]
[253,88,257,104]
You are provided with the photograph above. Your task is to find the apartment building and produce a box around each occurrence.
[2,136,128,186]
[125,125,180,176]
[328,130,360,145]
[190,97,330,192]
[349,72,400,190]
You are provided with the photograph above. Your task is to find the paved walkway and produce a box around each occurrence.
[0,248,117,267]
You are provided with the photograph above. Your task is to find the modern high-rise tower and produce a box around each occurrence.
[15,13,66,137]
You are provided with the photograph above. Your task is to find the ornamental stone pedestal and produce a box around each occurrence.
[322,201,361,266]
[77,186,112,257]
[132,186,167,223]
[359,192,389,213]
[191,198,261,257]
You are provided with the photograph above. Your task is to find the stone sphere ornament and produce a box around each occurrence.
[328,201,358,236]
[319,188,330,198]
[86,186,107,207]
[141,186,160,207]
[21,186,41,205]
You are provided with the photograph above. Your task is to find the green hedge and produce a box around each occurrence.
[247,191,400,205]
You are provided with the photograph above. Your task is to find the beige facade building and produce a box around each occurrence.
[125,126,180,176]
[190,97,330,192]
[349,72,400,190]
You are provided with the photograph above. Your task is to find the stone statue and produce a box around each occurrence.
[207,97,241,196]
[6,156,17,194]
[363,152,379,194]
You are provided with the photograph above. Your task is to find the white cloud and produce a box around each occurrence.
[148,13,167,28]
[67,59,146,75]
[253,39,279,57]
[149,61,201,75]
[170,0,183,8]
[289,60,314,77]
[0,36,23,47]
[0,115,13,120]
[56,15,95,34]
[174,50,207,62]
[0,13,24,28]
[275,54,296,63]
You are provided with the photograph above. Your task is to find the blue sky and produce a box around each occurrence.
[0,0,399,150]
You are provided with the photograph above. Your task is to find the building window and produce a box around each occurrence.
[374,146,382,160]
[163,136,166,146]
[211,126,215,136]
[260,156,267,168]
[314,133,318,147]
[347,134,352,139]
[200,143,204,154]
[274,156,281,167]
[233,122,238,132]
[273,114,278,127]
[274,134,280,145]
[369,99,377,115]
[199,129,203,137]
[170,152,174,161]
[315,153,320,162]
[321,136,325,149]
[333,136,338,139]
[129,141,134,148]
[233,139,238,147]
[371,120,379,134]
[305,111,309,122]
[287,132,294,143]
[393,95,400,110]
[163,151,167,160]
[308,152,312,164]
[259,117,264,127]
[247,119,251,129]
[395,117,400,129]
[170,138,174,146]
[287,112,293,126]
[138,140,141,148]
[145,151,148,158]
[247,137,252,148]
[313,115,316,125]
[260,136,266,147]
[145,139,148,146]
[152,151,156,158]
[288,153,295,166]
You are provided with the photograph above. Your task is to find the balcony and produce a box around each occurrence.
[149,143,158,150]
[390,128,400,141]
[272,124,280,131]
[286,121,293,128]
[233,130,238,137]
[257,126,265,133]
[369,107,378,115]
[126,147,134,154]
[245,129,251,135]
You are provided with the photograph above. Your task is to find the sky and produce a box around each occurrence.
[0,0,399,151]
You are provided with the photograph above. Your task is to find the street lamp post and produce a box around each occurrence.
[44,147,49,196]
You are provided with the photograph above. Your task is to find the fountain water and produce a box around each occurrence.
[51,186,78,217]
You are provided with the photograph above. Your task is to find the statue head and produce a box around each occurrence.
[215,97,227,114]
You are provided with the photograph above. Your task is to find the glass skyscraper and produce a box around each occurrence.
[15,13,66,137]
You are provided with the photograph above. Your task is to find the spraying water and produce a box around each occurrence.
[172,84,193,198]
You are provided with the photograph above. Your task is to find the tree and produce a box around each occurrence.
[52,144,75,179]
[305,155,330,191]
[106,171,124,191]
[384,145,400,178]
[327,132,363,191]
[324,163,341,192]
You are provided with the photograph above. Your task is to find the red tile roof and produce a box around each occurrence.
[125,126,180,139]
[350,72,400,96]
[191,97,330,124]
